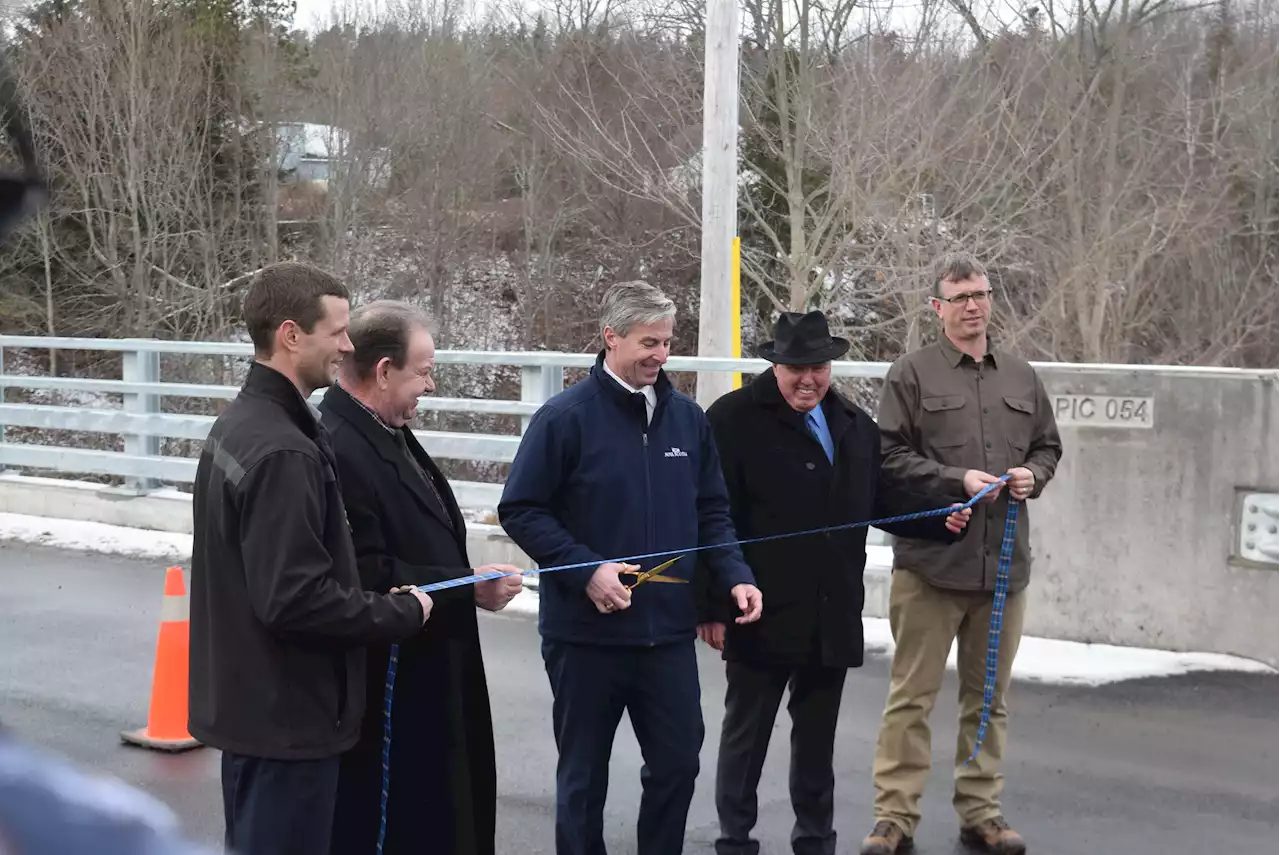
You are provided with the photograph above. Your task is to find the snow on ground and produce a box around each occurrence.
[0,512,194,563]
[2,512,1274,687]
[858,618,1276,687]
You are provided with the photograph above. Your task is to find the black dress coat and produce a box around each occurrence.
[319,383,497,855]
[694,369,965,669]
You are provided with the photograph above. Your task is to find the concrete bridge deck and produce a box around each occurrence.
[1,542,1276,854]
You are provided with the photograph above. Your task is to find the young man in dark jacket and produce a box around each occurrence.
[691,310,972,855]
[498,280,764,855]
[189,263,434,855]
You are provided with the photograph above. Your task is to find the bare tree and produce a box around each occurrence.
[0,0,1271,376]
[9,0,269,340]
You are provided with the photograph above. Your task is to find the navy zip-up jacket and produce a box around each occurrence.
[0,729,214,855]
[498,351,756,646]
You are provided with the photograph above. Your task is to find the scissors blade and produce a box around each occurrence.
[646,556,683,574]
[627,555,684,588]
[640,573,688,584]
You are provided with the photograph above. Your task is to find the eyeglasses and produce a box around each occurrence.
[934,289,993,306]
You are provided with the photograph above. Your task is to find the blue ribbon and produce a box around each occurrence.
[376,475,1016,851]
[964,497,1019,766]
[409,475,1013,594]
[377,646,398,855]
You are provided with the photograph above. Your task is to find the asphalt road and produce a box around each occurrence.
[1,542,1276,854]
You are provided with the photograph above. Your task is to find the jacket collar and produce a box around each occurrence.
[241,362,323,439]
[590,349,674,406]
[319,382,458,532]
[937,332,1000,369]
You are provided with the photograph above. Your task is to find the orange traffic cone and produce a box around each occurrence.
[121,566,201,752]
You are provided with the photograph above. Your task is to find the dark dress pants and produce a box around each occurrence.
[542,638,705,855]
[221,750,341,855]
[713,659,847,855]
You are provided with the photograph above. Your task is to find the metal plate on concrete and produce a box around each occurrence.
[1052,393,1155,428]
[1238,492,1279,565]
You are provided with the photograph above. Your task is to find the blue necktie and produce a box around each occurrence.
[806,412,833,464]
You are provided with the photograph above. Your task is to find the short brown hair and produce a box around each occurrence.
[243,262,350,356]
[345,300,433,381]
[931,252,987,297]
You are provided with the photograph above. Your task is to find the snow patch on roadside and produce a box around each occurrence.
[0,513,193,563]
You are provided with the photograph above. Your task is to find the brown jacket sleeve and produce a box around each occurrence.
[877,358,969,500]
[1020,370,1062,498]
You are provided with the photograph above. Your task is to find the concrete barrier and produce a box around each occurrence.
[1021,367,1278,666]
[0,474,197,533]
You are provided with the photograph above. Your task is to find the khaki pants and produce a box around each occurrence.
[871,568,1026,838]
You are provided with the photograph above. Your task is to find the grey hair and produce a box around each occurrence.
[931,251,987,297]
[344,299,434,381]
[600,280,676,339]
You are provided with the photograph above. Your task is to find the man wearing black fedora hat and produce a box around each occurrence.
[693,309,972,855]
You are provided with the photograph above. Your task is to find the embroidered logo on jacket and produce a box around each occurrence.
[663,447,688,458]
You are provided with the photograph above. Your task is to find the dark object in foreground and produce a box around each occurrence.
[0,48,48,243]
[0,172,46,240]
[0,725,214,854]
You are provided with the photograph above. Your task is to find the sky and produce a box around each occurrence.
[284,0,1026,36]
[0,0,1026,49]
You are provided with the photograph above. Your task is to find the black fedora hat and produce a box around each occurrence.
[755,310,849,365]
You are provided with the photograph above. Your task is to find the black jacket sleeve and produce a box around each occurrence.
[333,447,471,607]
[694,398,743,625]
[695,410,755,592]
[237,450,425,644]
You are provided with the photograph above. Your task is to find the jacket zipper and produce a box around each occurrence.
[642,427,655,646]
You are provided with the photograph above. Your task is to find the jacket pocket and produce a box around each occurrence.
[922,394,966,414]
[1003,396,1034,416]
[1003,396,1034,469]
[282,648,341,751]
[920,395,970,464]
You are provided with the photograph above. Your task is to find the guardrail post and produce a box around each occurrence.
[122,347,160,492]
[520,365,564,434]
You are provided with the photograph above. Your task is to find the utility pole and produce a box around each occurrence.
[695,0,740,408]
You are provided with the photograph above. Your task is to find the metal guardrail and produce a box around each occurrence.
[0,336,896,492]
[1,335,1276,504]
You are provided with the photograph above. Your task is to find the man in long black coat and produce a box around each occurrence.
[319,300,524,855]
[694,310,971,855]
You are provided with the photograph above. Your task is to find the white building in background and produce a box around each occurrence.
[273,121,391,189]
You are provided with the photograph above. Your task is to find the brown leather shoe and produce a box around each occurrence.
[859,819,914,855]
[959,816,1026,854]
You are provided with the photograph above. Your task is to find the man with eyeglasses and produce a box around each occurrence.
[859,252,1062,855]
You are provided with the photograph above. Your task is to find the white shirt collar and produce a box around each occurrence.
[602,359,656,420]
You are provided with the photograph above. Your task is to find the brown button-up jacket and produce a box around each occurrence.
[877,335,1063,593]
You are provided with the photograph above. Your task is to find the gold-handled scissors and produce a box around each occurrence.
[623,555,689,590]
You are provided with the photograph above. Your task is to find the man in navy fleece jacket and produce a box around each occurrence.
[499,280,763,855]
